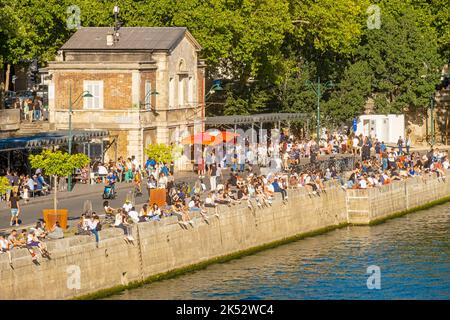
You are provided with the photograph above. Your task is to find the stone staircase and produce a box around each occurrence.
[15,121,52,136]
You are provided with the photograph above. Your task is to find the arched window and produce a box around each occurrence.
[178,59,186,72]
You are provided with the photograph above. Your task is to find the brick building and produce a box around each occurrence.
[47,27,206,168]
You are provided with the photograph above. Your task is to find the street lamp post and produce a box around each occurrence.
[67,84,93,192]
[430,93,435,146]
[305,77,333,143]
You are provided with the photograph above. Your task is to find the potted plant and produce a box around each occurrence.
[29,149,90,229]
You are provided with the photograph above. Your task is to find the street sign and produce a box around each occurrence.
[352,118,357,132]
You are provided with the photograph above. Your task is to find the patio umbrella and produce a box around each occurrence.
[208,131,240,145]
[180,132,215,145]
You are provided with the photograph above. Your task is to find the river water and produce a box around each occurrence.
[107,204,450,300]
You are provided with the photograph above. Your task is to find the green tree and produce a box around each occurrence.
[0,176,12,196]
[324,61,373,126]
[145,143,178,164]
[29,150,90,212]
[359,2,443,115]
[289,0,369,56]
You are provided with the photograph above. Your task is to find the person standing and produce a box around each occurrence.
[361,138,371,161]
[27,99,34,122]
[22,98,29,121]
[9,192,20,227]
[397,136,404,155]
[352,135,359,155]
[209,162,217,191]
[406,134,411,154]
[216,163,223,185]
[197,155,205,178]
[34,97,42,121]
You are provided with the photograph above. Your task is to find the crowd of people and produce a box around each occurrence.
[343,148,449,189]
[0,220,58,268]
[8,96,48,122]
[2,128,450,266]
[1,170,50,210]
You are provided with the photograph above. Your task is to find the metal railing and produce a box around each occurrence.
[291,155,356,174]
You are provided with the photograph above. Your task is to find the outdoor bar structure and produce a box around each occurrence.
[0,130,108,172]
[204,113,310,141]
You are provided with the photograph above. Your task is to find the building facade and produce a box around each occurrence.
[47,27,206,167]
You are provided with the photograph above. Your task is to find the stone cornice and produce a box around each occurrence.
[47,61,157,71]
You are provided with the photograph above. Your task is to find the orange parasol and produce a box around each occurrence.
[180,132,215,145]
[208,131,240,145]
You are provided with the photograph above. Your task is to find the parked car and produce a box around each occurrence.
[16,90,34,105]
[3,90,16,108]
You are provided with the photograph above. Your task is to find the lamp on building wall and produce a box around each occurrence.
[67,85,93,192]
[205,80,224,101]
[140,90,159,115]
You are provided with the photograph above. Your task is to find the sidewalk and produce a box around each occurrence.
[0,170,199,210]
[0,180,133,210]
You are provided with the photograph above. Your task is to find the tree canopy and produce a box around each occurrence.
[29,149,90,177]
[0,176,11,195]
[1,0,448,125]
[145,143,178,164]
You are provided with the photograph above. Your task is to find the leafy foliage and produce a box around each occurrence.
[29,149,90,177]
[145,144,178,164]
[0,176,12,195]
[360,1,443,114]
[0,0,447,124]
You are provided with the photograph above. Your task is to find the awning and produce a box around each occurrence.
[204,113,309,126]
[0,130,109,152]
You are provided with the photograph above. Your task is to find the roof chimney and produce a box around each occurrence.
[106,33,114,46]
[113,5,121,43]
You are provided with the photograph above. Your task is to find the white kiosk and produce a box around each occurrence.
[355,114,405,143]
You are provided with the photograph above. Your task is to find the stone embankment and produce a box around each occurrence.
[1,173,449,299]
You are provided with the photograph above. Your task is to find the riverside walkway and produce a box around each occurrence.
[1,166,450,299]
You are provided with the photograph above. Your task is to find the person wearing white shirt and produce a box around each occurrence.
[87,217,98,231]
[87,215,100,247]
[123,200,133,213]
[98,165,108,175]
[359,178,367,189]
[158,173,168,188]
[352,137,359,155]
[131,155,140,170]
[0,234,12,266]
[127,208,140,224]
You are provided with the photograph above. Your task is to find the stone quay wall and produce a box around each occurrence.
[346,171,450,224]
[1,173,449,300]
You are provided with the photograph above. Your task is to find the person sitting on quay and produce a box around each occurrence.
[0,233,13,268]
[26,229,51,264]
[114,209,135,245]
[47,221,64,240]
[87,214,101,248]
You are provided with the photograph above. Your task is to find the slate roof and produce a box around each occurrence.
[61,27,192,51]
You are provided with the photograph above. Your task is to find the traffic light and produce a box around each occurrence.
[29,71,40,85]
[29,72,36,84]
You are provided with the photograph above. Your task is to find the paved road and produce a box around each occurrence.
[0,184,149,230]
[0,171,201,230]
